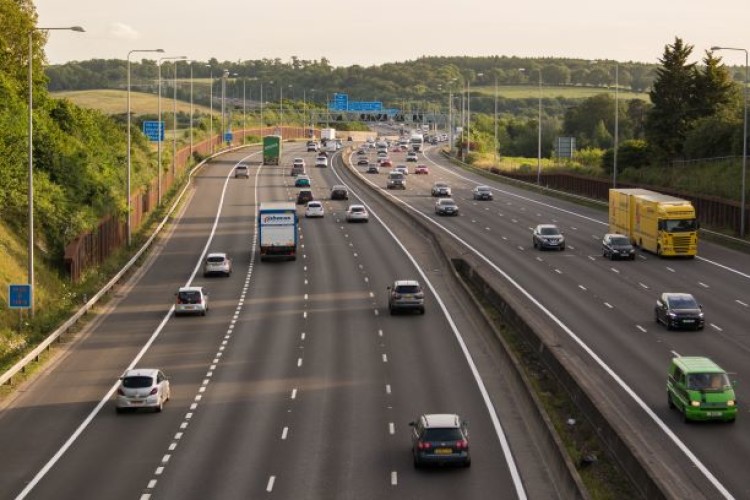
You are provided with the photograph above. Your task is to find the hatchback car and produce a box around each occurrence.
[472,185,493,200]
[435,198,459,216]
[357,157,369,166]
[175,286,208,316]
[409,414,470,467]
[293,157,305,168]
[345,204,369,223]
[431,182,452,197]
[315,156,328,168]
[602,233,635,260]
[296,189,314,205]
[234,164,250,178]
[380,159,393,168]
[294,175,311,187]
[116,368,170,413]
[388,279,425,314]
[394,166,408,176]
[304,200,324,218]
[366,164,380,174]
[330,185,349,200]
[532,224,565,250]
[415,164,429,174]
[306,141,319,152]
[406,151,418,162]
[655,293,705,330]
[203,252,232,277]
[377,151,388,159]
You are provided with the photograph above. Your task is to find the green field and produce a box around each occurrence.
[473,85,648,101]
[52,89,215,116]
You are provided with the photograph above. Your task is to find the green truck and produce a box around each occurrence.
[263,135,282,165]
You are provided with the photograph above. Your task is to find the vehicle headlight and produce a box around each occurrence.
[691,400,701,407]
[698,313,704,319]
[668,312,677,318]
[727,400,735,407]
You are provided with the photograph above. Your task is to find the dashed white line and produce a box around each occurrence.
[161,454,171,464]
[291,388,297,399]
[140,494,151,500]
[190,402,198,410]
[389,422,395,435]
[168,443,177,451]
[301,332,306,341]
[578,285,587,291]
[636,325,647,333]
[281,427,289,440]
[610,267,620,273]
[666,266,675,273]
[698,282,709,288]
[180,422,188,429]
[155,466,164,475]
[710,324,723,331]
[186,412,194,420]
[386,384,391,394]
[554,269,562,274]
[382,354,388,363]
[266,476,276,492]
[297,358,303,367]
[378,329,383,337]
[639,282,649,289]
[391,471,398,486]
[736,299,749,307]
[604,302,613,309]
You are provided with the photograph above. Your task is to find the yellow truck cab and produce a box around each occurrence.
[609,188,698,257]
[667,356,737,423]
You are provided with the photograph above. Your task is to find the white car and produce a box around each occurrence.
[345,204,369,223]
[394,166,408,176]
[293,157,305,168]
[175,286,209,316]
[203,252,232,277]
[315,156,328,168]
[406,152,419,162]
[305,200,325,218]
[116,368,170,413]
[234,164,249,178]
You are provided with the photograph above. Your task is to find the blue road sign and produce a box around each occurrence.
[8,284,32,309]
[330,93,349,111]
[143,121,165,142]
[224,132,233,143]
[348,101,383,112]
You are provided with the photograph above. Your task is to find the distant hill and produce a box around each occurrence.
[51,90,214,116]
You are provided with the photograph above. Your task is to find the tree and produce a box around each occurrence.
[694,50,737,117]
[602,140,649,172]
[646,37,697,162]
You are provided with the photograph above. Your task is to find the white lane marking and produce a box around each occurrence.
[266,476,276,492]
[155,466,164,475]
[611,267,620,274]
[698,282,709,288]
[186,412,193,420]
[389,423,395,435]
[162,454,171,464]
[180,422,188,429]
[378,329,383,337]
[190,403,198,410]
[281,427,289,440]
[710,324,723,332]
[639,282,649,289]
[578,285,587,291]
[671,350,682,358]
[391,471,398,486]
[666,266,675,273]
[304,293,309,300]
[303,311,307,319]
[604,302,613,309]
[195,394,202,402]
[369,292,374,298]
[168,443,177,451]
[636,325,647,333]
[291,389,297,399]
[382,354,388,363]
[140,495,151,500]
[736,300,748,307]
[554,269,562,274]
[301,332,306,341]
[588,256,596,261]
[351,155,732,500]
[297,358,303,367]
[148,480,157,489]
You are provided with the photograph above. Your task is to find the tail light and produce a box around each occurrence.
[149,387,158,396]
[176,297,184,304]
[455,439,469,450]
[117,388,125,396]
[417,441,431,450]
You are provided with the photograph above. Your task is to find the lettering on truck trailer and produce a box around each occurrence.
[262,215,295,225]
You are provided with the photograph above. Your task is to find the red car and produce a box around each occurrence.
[380,159,393,168]
[415,164,429,174]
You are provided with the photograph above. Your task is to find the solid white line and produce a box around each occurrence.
[266,476,276,492]
[736,300,748,307]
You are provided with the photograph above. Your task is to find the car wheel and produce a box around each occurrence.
[532,240,537,249]
[560,245,565,251]
[654,311,660,324]
[682,405,691,423]
[201,310,206,317]
[668,392,675,409]
[156,398,163,413]
[115,407,124,414]
[389,307,395,316]
[464,458,472,468]
[413,454,421,469]
[419,307,425,315]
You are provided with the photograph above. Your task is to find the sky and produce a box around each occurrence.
[34,0,750,68]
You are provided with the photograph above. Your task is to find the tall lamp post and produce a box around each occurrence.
[221,69,229,144]
[28,26,85,314]
[157,56,186,203]
[712,46,748,237]
[467,72,483,157]
[189,61,194,155]
[126,48,163,249]
[494,74,498,167]
[173,58,189,178]
[206,65,213,153]
[521,68,543,184]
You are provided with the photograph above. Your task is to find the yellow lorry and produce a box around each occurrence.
[609,188,698,257]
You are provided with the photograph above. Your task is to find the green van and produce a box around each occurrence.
[667,356,737,422]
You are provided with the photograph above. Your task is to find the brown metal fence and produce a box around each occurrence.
[64,127,311,282]
[502,171,747,234]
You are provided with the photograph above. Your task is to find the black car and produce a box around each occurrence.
[357,157,369,165]
[602,233,635,260]
[410,414,470,468]
[330,185,349,200]
[296,189,314,205]
[532,224,565,251]
[655,293,705,330]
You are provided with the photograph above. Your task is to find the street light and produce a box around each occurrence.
[520,67,543,184]
[221,69,229,144]
[157,56,186,203]
[28,26,85,314]
[173,58,189,178]
[205,65,213,153]
[189,61,194,155]
[126,48,163,249]
[466,72,483,158]
[494,74,498,167]
[712,46,748,237]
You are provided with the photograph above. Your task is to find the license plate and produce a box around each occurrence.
[434,448,452,455]
[706,411,722,417]
[131,400,143,405]
[404,295,413,299]
[683,319,695,323]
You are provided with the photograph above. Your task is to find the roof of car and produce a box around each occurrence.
[536,224,559,230]
[332,185,347,190]
[475,185,491,190]
[121,368,160,379]
[348,204,366,210]
[421,413,461,428]
[394,279,420,287]
[206,252,228,259]
[178,286,203,292]
[672,356,725,374]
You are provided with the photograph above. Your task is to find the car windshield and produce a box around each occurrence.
[477,187,489,192]
[610,236,630,245]
[423,428,463,441]
[308,202,321,208]
[178,291,202,303]
[435,183,447,188]
[207,256,226,263]
[350,207,365,213]
[395,285,421,294]
[440,200,455,206]
[687,373,731,391]
[540,227,560,235]
[663,218,697,232]
[122,376,154,388]
[667,296,698,309]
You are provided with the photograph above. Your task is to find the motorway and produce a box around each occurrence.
[341,131,750,499]
[0,143,566,499]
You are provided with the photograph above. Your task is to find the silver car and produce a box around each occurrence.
[532,224,565,251]
[116,368,170,413]
[234,164,250,178]
[388,279,425,314]
[431,182,452,197]
[472,185,493,200]
[345,204,369,223]
[175,286,209,316]
[203,252,232,277]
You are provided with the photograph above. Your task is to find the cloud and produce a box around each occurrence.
[110,23,140,40]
